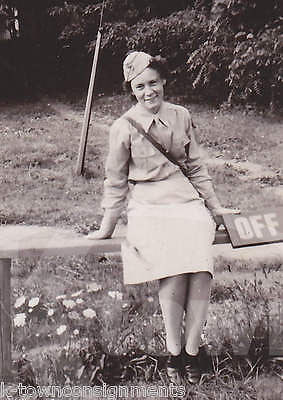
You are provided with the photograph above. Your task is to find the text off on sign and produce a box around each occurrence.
[222,207,283,248]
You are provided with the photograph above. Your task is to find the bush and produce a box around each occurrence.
[98,10,210,94]
[217,0,282,34]
[228,21,283,108]
[186,1,283,107]
[186,20,235,103]
[1,0,282,108]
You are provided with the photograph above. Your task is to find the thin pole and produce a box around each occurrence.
[0,259,11,380]
[75,29,102,175]
[75,1,105,176]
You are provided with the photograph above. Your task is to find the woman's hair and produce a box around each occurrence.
[122,55,169,94]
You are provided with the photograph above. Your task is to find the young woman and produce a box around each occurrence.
[87,51,238,384]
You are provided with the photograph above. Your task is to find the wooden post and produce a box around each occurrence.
[75,28,102,176]
[0,259,11,380]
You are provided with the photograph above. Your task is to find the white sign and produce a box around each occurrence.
[223,207,283,248]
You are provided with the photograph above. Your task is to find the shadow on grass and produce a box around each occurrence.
[14,334,282,388]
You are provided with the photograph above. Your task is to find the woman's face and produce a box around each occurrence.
[130,68,166,114]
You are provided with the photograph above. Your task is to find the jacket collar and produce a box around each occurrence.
[128,102,170,133]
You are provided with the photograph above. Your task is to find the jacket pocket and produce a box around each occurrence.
[131,135,156,158]
[131,136,157,170]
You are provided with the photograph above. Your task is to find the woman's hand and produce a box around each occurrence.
[211,207,241,226]
[86,226,114,240]
[86,209,120,240]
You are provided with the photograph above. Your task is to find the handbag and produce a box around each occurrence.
[124,116,191,178]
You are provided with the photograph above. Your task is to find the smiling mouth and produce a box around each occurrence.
[145,96,158,102]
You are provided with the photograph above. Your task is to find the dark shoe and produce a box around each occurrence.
[166,353,182,385]
[182,349,201,384]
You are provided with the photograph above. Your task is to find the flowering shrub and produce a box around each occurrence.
[12,284,104,350]
[12,277,165,385]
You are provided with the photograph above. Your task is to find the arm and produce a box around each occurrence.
[87,120,130,239]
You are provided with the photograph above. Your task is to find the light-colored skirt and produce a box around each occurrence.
[121,173,216,285]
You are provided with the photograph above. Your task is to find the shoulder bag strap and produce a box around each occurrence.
[124,116,188,175]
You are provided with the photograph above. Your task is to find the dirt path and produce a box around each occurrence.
[206,157,277,181]
[52,102,111,132]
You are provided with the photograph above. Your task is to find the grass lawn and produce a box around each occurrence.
[0,95,283,399]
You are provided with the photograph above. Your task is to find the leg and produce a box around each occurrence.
[159,274,188,384]
[182,271,212,384]
[184,271,212,356]
[158,274,188,355]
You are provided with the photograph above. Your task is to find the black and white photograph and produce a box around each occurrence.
[0,1,282,399]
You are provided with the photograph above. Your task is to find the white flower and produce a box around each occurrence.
[73,329,80,336]
[56,325,67,335]
[62,299,76,309]
[28,297,40,308]
[71,290,84,298]
[76,298,84,304]
[47,309,54,317]
[14,313,26,327]
[56,294,66,300]
[82,308,96,319]
[68,311,80,320]
[14,296,26,309]
[147,296,154,303]
[87,282,102,293]
[108,291,123,300]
